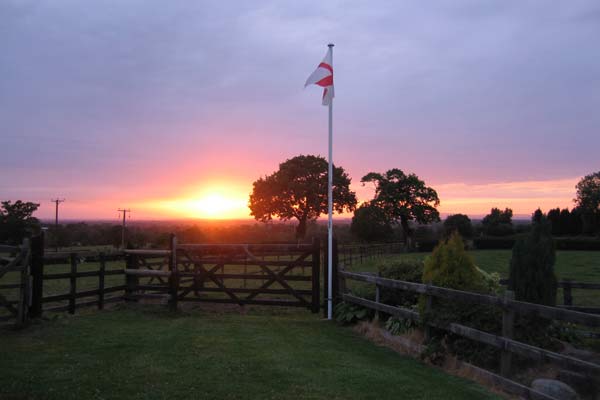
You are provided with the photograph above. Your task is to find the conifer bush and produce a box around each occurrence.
[420,232,501,367]
[508,211,559,349]
[508,210,557,306]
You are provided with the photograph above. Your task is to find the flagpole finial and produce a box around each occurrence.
[328,43,334,47]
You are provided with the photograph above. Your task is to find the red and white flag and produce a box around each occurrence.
[305,47,334,106]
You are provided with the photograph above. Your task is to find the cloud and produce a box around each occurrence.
[1,1,598,219]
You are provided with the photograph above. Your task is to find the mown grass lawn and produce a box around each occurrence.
[0,307,500,400]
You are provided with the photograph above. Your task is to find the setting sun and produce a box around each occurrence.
[141,185,251,219]
[191,194,247,218]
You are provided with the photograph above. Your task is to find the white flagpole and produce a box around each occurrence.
[327,43,334,320]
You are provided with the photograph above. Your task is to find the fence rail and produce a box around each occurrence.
[338,242,404,269]
[0,239,31,326]
[340,270,600,400]
[498,278,600,314]
[123,237,321,313]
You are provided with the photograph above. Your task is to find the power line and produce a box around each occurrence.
[117,208,131,249]
[51,198,65,252]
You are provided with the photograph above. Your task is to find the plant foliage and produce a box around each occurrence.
[360,169,440,243]
[508,211,557,306]
[248,155,357,239]
[0,200,40,245]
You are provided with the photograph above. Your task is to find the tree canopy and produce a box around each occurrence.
[350,203,394,242]
[0,200,40,245]
[443,214,473,239]
[360,169,440,241]
[575,171,600,234]
[249,155,357,239]
[481,207,514,236]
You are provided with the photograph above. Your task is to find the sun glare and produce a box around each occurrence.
[194,194,237,217]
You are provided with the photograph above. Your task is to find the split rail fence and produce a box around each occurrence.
[339,269,600,400]
[338,242,404,270]
[0,233,325,325]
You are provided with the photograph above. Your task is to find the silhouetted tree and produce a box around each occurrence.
[0,200,40,245]
[569,207,583,235]
[481,207,514,236]
[547,208,561,235]
[249,155,357,239]
[443,214,473,239]
[575,171,600,235]
[351,202,394,242]
[361,169,440,244]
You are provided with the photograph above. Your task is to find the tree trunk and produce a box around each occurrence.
[296,216,308,240]
[400,215,412,250]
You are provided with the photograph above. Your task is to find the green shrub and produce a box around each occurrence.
[422,232,487,293]
[420,232,501,367]
[378,260,423,307]
[334,302,373,324]
[385,311,419,335]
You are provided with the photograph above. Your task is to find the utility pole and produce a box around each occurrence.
[117,208,131,249]
[51,198,65,252]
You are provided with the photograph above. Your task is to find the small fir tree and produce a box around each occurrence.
[508,210,557,306]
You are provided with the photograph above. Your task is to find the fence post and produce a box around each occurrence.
[17,238,31,326]
[125,252,139,302]
[29,233,44,318]
[563,280,573,306]
[424,285,433,343]
[500,290,515,377]
[311,237,320,314]
[68,253,77,314]
[168,234,178,312]
[98,253,105,310]
[375,271,381,322]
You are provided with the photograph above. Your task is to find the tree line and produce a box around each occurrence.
[1,159,600,246]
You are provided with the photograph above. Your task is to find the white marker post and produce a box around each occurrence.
[326,43,334,320]
[304,43,336,320]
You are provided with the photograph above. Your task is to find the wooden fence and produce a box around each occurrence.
[338,242,404,269]
[123,236,321,313]
[499,278,600,314]
[39,253,126,315]
[0,233,326,325]
[340,270,600,400]
[0,240,31,325]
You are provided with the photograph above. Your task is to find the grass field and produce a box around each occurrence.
[0,307,500,400]
[353,250,600,306]
[351,250,600,307]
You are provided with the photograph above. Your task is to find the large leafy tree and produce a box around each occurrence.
[481,207,514,236]
[443,213,474,239]
[249,155,357,239]
[575,171,600,234]
[0,200,40,245]
[350,202,394,242]
[361,169,440,242]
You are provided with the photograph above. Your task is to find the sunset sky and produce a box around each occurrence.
[1,1,599,221]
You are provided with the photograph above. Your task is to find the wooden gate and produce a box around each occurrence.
[0,240,31,325]
[125,238,321,313]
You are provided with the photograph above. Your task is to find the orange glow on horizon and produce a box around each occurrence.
[140,183,251,220]
[33,177,581,221]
